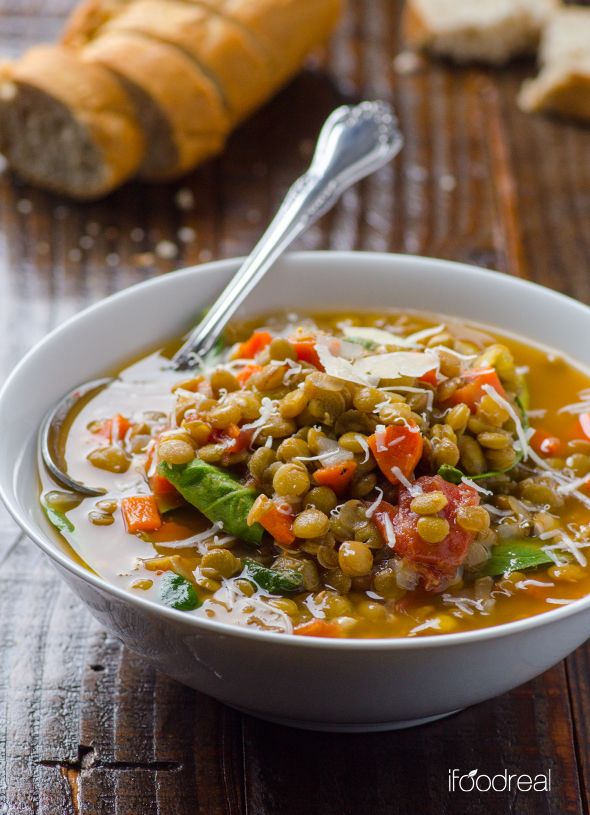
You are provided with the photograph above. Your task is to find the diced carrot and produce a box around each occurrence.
[294,620,341,638]
[290,339,323,370]
[418,368,438,387]
[121,495,162,533]
[248,495,296,546]
[313,460,357,495]
[530,429,564,457]
[449,368,506,412]
[150,473,179,496]
[367,424,423,485]
[93,413,132,442]
[235,331,273,359]
[236,364,262,386]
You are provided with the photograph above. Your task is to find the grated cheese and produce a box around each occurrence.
[365,487,384,518]
[391,467,423,496]
[482,384,530,460]
[382,510,397,549]
[461,477,493,496]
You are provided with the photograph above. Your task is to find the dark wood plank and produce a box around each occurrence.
[0,0,590,813]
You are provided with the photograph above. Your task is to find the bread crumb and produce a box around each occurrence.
[130,227,145,242]
[407,165,428,183]
[68,248,82,262]
[16,199,32,215]
[178,226,196,244]
[175,188,195,212]
[439,174,457,192]
[155,240,179,260]
[392,51,423,75]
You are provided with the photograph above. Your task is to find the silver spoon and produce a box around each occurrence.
[40,100,404,496]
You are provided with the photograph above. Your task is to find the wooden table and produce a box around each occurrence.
[1,1,589,812]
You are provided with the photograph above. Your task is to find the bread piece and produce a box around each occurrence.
[519,7,590,121]
[82,31,230,180]
[101,0,274,124]
[0,45,143,199]
[405,0,559,65]
[204,0,342,84]
[62,0,132,48]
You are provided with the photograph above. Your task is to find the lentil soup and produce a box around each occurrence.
[40,311,590,638]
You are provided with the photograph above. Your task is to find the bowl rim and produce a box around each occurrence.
[3,249,590,651]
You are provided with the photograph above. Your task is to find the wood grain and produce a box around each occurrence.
[0,0,589,813]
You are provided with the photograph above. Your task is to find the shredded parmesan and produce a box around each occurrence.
[381,510,397,549]
[461,477,492,496]
[558,387,590,415]
[365,487,384,518]
[392,467,422,496]
[482,384,530,460]
[353,350,440,381]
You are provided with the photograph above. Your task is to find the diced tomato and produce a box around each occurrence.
[121,495,162,534]
[235,331,273,359]
[367,424,423,485]
[236,364,262,386]
[211,424,254,455]
[368,500,398,546]
[392,474,480,591]
[294,620,341,638]
[530,429,564,457]
[313,460,357,495]
[418,368,438,387]
[93,413,132,443]
[290,339,324,370]
[150,473,178,496]
[449,368,506,412]
[248,495,296,546]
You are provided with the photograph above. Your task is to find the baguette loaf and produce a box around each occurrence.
[0,0,341,198]
[518,7,590,122]
[0,45,144,199]
[98,0,274,124]
[405,0,559,65]
[82,31,229,180]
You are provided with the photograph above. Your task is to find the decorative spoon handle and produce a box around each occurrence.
[172,101,403,369]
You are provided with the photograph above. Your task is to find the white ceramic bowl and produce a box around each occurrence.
[2,251,590,733]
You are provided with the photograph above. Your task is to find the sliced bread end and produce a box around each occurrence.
[0,46,144,199]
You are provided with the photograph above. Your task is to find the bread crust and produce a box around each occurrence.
[82,31,229,179]
[103,0,274,124]
[0,45,144,198]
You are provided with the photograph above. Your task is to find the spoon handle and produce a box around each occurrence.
[172,100,403,369]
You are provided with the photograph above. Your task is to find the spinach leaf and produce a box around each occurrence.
[481,538,555,577]
[438,456,522,485]
[159,459,264,545]
[242,559,304,594]
[160,572,201,610]
[42,501,74,534]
